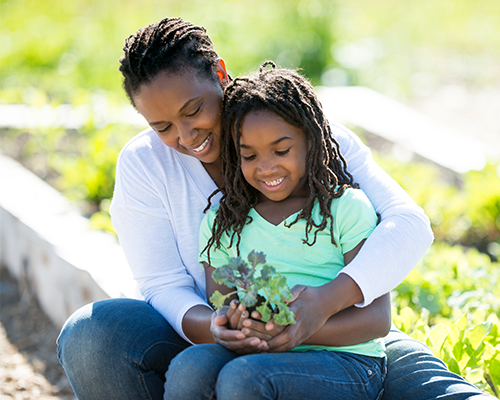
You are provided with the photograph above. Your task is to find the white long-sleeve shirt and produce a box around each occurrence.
[110,123,434,343]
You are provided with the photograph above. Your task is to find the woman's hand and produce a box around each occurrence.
[265,284,331,352]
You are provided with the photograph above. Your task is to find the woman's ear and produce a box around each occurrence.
[216,58,229,86]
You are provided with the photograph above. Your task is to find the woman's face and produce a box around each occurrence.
[133,68,225,165]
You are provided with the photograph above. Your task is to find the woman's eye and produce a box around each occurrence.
[186,105,201,117]
[276,148,290,156]
[158,125,172,133]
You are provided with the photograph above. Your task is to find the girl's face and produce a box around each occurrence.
[133,68,225,165]
[238,110,309,203]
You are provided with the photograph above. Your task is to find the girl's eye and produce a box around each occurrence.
[241,154,255,161]
[275,148,290,156]
[186,104,201,117]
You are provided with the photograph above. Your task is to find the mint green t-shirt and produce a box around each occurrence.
[199,187,385,358]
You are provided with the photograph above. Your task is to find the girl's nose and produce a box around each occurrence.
[257,157,278,175]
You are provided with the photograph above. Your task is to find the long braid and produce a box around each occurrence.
[119,17,220,107]
[203,62,358,260]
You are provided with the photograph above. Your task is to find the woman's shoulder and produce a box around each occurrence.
[117,128,176,169]
[119,128,164,156]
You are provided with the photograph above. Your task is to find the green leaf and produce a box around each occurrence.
[447,358,461,375]
[467,322,492,350]
[233,258,253,280]
[259,264,276,282]
[257,303,272,322]
[240,287,259,308]
[212,265,237,287]
[487,359,500,391]
[426,324,450,356]
[210,290,227,310]
[248,250,266,267]
[274,308,296,325]
[452,338,465,362]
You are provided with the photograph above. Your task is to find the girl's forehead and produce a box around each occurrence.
[239,110,306,143]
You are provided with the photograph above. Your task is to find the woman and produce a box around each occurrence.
[57,17,492,400]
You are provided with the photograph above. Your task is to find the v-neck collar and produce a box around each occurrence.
[248,207,302,233]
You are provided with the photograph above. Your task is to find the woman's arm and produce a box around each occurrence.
[333,123,434,306]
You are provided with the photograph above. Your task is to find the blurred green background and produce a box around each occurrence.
[1,0,500,395]
[2,0,500,103]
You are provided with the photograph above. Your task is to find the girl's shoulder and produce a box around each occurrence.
[201,204,220,225]
[324,186,373,216]
[339,186,370,203]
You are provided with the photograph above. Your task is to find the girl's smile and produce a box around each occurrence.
[238,110,309,203]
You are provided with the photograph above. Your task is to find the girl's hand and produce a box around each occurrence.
[265,284,330,352]
[210,306,264,354]
[226,301,284,350]
[226,300,250,330]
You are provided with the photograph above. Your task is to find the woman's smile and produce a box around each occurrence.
[192,134,212,153]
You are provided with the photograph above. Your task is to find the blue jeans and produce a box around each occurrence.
[57,299,495,399]
[165,344,386,399]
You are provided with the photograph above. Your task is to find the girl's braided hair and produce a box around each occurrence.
[203,61,358,259]
[119,17,220,107]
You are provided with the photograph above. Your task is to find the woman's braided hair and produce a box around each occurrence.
[119,17,220,107]
[203,61,358,259]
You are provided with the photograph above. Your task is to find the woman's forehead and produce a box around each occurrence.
[134,69,222,118]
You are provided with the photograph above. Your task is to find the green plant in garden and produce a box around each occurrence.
[373,153,500,261]
[210,250,296,326]
[393,307,500,397]
[392,241,500,396]
[393,242,500,325]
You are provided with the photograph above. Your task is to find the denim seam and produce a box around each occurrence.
[125,340,190,400]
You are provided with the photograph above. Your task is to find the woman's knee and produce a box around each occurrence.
[57,298,184,370]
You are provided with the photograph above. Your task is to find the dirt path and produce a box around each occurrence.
[0,267,76,399]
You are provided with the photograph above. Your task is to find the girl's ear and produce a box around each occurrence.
[216,58,229,87]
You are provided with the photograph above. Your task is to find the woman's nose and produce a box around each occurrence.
[178,124,197,148]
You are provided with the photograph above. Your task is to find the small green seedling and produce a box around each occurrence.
[210,250,296,325]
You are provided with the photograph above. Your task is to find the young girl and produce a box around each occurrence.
[164,62,388,400]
